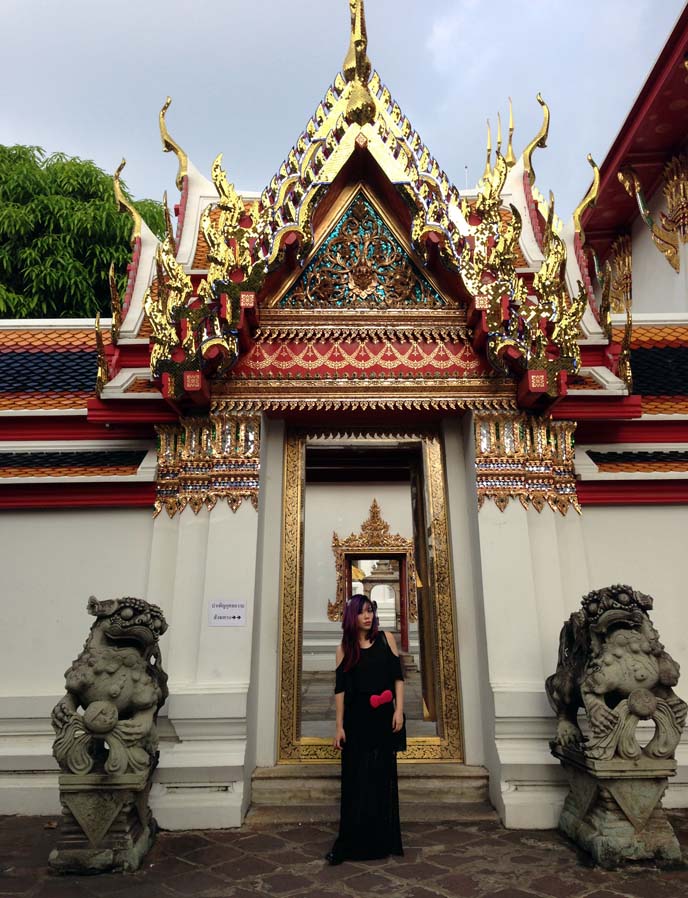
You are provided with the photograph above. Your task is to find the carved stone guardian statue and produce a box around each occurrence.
[546,584,686,867]
[49,596,169,874]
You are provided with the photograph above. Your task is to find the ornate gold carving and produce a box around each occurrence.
[159,97,189,192]
[281,194,445,310]
[277,429,463,762]
[155,411,260,517]
[664,154,688,245]
[113,159,142,245]
[595,235,632,388]
[94,313,107,398]
[344,0,375,126]
[573,155,600,239]
[618,166,679,271]
[108,261,121,346]
[522,93,550,186]
[144,234,194,380]
[475,413,579,515]
[328,499,418,622]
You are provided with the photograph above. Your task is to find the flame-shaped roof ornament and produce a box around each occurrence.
[344,0,376,126]
[113,159,142,245]
[159,97,189,192]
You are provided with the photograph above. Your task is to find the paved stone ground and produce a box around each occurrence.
[3,811,688,897]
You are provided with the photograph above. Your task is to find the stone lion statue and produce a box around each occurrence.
[546,584,686,761]
[52,596,169,776]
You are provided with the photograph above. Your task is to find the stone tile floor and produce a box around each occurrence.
[3,811,688,897]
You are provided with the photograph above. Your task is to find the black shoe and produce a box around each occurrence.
[325,850,343,866]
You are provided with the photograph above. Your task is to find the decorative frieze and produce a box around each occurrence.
[155,411,260,517]
[474,413,579,514]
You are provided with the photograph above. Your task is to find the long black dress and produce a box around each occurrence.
[330,632,404,862]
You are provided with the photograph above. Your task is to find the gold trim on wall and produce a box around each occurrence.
[277,428,463,763]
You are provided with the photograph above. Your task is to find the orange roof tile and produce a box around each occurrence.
[612,325,688,349]
[0,328,111,351]
[642,396,688,415]
[0,391,92,411]
[124,377,159,394]
[595,460,688,473]
[0,463,141,478]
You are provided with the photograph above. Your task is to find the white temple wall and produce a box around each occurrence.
[631,190,688,314]
[302,481,413,671]
[0,508,153,815]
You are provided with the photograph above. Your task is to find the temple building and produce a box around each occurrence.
[1,2,687,829]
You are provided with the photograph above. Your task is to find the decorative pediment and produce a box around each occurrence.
[278,192,446,311]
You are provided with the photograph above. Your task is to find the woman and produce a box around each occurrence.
[326,593,405,865]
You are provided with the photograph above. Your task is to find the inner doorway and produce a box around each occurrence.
[277,428,463,762]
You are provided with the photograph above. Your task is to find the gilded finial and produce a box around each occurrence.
[505,97,516,168]
[496,113,503,157]
[344,0,376,126]
[572,154,600,240]
[113,159,142,245]
[523,93,550,186]
[108,262,121,345]
[482,119,492,181]
[159,97,189,192]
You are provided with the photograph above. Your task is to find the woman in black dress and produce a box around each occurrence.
[326,594,405,865]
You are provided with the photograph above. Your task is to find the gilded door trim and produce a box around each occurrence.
[276,427,463,763]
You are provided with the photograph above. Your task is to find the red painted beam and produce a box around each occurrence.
[87,398,179,425]
[551,396,642,421]
[576,419,688,444]
[577,480,688,506]
[0,418,157,441]
[0,483,156,510]
[579,346,612,368]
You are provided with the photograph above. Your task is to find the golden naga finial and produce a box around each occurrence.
[159,97,189,192]
[482,119,492,181]
[505,97,516,168]
[572,154,600,240]
[113,159,142,245]
[522,93,550,186]
[344,0,376,126]
[108,262,121,345]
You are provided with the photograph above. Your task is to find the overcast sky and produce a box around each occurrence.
[2,0,685,220]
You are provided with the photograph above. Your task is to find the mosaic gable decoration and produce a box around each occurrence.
[279,193,445,310]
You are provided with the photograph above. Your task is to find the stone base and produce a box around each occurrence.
[554,745,683,868]
[49,771,157,874]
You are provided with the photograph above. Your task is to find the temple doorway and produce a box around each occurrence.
[277,427,463,762]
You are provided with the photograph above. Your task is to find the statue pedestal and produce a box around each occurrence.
[48,772,156,874]
[553,745,682,868]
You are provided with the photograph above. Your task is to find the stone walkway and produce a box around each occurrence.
[3,811,688,897]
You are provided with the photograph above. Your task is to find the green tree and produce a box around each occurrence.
[0,145,166,318]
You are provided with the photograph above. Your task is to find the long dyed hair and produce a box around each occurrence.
[341,594,379,672]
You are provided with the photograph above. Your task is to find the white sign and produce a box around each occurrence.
[208,600,246,627]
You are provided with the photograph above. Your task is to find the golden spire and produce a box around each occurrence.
[505,97,516,168]
[482,119,492,181]
[113,159,142,245]
[523,93,550,186]
[496,112,503,157]
[573,154,600,239]
[159,97,189,192]
[344,0,376,126]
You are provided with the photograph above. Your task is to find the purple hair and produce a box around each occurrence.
[341,594,379,672]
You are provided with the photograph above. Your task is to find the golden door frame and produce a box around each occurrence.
[277,427,464,763]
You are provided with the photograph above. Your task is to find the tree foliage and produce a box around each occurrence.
[0,145,166,318]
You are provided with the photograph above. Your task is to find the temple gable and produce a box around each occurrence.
[277,192,446,311]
